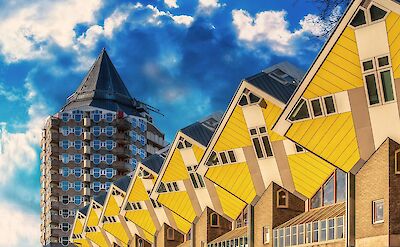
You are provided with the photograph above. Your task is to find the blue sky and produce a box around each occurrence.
[0,0,338,245]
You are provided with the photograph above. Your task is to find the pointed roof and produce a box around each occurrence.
[62,49,144,115]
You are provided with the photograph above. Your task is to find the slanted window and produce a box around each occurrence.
[295,144,305,153]
[289,99,310,121]
[238,89,265,108]
[167,228,175,240]
[263,226,270,244]
[311,189,322,209]
[177,137,192,149]
[323,96,336,115]
[218,150,237,165]
[311,98,323,117]
[312,221,319,242]
[250,126,273,159]
[277,189,289,208]
[350,9,366,27]
[369,5,387,22]
[206,151,220,166]
[210,212,219,227]
[189,170,205,189]
[373,200,384,224]
[323,177,334,206]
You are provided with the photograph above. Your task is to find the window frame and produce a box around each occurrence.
[322,95,337,116]
[367,3,389,25]
[288,98,312,123]
[310,97,325,118]
[210,212,220,227]
[372,199,384,224]
[167,227,175,241]
[395,149,400,174]
[263,226,270,244]
[249,126,274,159]
[276,189,289,209]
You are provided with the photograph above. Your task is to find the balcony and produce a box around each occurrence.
[84,146,91,155]
[84,118,91,127]
[83,132,91,141]
[83,174,91,183]
[113,147,131,158]
[83,159,91,168]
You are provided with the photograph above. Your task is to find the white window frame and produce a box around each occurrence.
[263,226,270,244]
[287,98,312,123]
[372,199,384,224]
[309,97,325,118]
[249,126,274,159]
[367,3,389,25]
[322,95,337,116]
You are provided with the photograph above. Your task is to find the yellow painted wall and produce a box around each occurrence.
[104,196,120,217]
[162,148,189,182]
[86,232,109,247]
[158,191,196,222]
[287,152,335,198]
[303,27,363,99]
[87,210,99,227]
[171,211,192,233]
[125,210,157,235]
[387,12,400,79]
[128,178,149,202]
[262,101,285,142]
[73,220,84,234]
[72,239,92,247]
[214,185,246,220]
[192,144,205,163]
[103,222,130,245]
[206,162,256,204]
[214,106,252,152]
[287,112,360,172]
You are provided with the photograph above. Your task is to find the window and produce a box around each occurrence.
[92,110,101,122]
[218,150,237,164]
[106,140,114,150]
[250,126,273,159]
[189,170,205,189]
[74,127,82,136]
[373,200,384,224]
[310,98,323,117]
[263,226,270,244]
[279,229,284,247]
[167,228,175,240]
[336,216,344,238]
[295,144,304,153]
[289,99,310,121]
[93,154,101,165]
[106,154,114,165]
[238,90,265,108]
[362,55,395,106]
[311,189,321,209]
[370,5,387,22]
[60,237,69,246]
[61,167,69,177]
[291,226,297,245]
[62,195,69,205]
[75,154,82,164]
[61,140,69,149]
[285,228,290,246]
[74,181,82,191]
[328,218,335,240]
[105,113,114,122]
[150,197,162,208]
[323,96,336,115]
[306,223,312,243]
[74,195,82,205]
[61,209,69,218]
[61,222,70,232]
[61,154,69,164]
[206,151,220,166]
[106,126,114,136]
[61,181,69,191]
[350,9,366,27]
[210,212,219,227]
[320,220,327,242]
[61,113,69,122]
[298,224,304,244]
[74,140,82,150]
[105,168,114,179]
[277,189,289,208]
[92,126,101,136]
[74,167,82,177]
[396,149,400,174]
[93,140,101,150]
[93,182,101,192]
[311,169,346,209]
[312,221,319,242]
[336,170,346,203]
[323,177,334,206]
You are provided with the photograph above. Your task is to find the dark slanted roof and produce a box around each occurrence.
[277,202,345,228]
[93,192,107,205]
[245,62,305,104]
[142,154,165,174]
[181,122,214,147]
[114,176,131,192]
[79,204,90,216]
[61,49,145,116]
[208,226,248,244]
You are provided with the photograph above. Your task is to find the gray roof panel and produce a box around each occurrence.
[142,154,165,174]
[93,193,107,205]
[114,176,131,192]
[78,204,90,215]
[181,122,214,147]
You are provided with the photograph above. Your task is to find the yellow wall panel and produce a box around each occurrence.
[87,232,109,247]
[214,185,246,220]
[303,27,363,99]
[87,211,99,226]
[73,239,91,247]
[262,101,285,141]
[104,196,120,217]
[158,191,196,222]
[192,144,205,163]
[162,148,189,182]
[206,162,256,204]
[143,230,155,243]
[171,211,192,233]
[128,178,149,202]
[288,153,335,198]
[125,210,157,235]
[103,222,130,245]
[214,106,252,152]
[73,220,84,234]
[287,112,360,172]
[387,12,400,78]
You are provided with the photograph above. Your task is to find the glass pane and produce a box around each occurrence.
[197,173,205,188]
[328,219,335,240]
[285,228,290,246]
[289,99,310,121]
[378,56,389,67]
[295,144,304,153]
[228,151,236,163]
[291,226,297,245]
[350,9,366,27]
[306,223,311,243]
[374,200,384,223]
[365,74,380,105]
[311,99,323,117]
[312,222,319,242]
[324,96,336,114]
[380,70,394,102]
[363,60,374,71]
[261,136,273,157]
[190,173,199,188]
[252,138,264,159]
[370,5,387,22]
[336,170,346,202]
[249,93,260,104]
[311,189,321,209]
[220,152,228,164]
[298,225,304,244]
[279,229,284,247]
[336,217,344,239]
[320,220,327,242]
[239,95,248,106]
[323,176,334,206]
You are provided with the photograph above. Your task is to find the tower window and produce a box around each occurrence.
[277,189,289,208]
[167,228,175,240]
[373,200,384,224]
[210,212,220,227]
[370,5,387,22]
[350,9,366,27]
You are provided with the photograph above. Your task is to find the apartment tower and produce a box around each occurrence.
[40,49,166,246]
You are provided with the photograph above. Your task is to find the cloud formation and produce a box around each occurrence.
[165,0,179,8]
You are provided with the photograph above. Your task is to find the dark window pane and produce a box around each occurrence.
[239,95,248,106]
[295,144,304,153]
[378,56,389,67]
[350,9,366,27]
[336,170,346,202]
[311,189,321,209]
[197,173,205,187]
[157,183,167,193]
[185,140,192,147]
[278,190,287,206]
[259,127,266,133]
[262,136,273,157]
[249,93,260,104]
[207,152,219,166]
[324,96,336,114]
[323,176,334,206]
[311,99,323,117]
[177,142,184,149]
[167,183,173,192]
[363,60,374,71]
[250,129,257,135]
[172,182,179,191]
[220,152,228,164]
[365,74,380,105]
[228,151,236,163]
[289,99,310,121]
[190,173,199,188]
[252,138,264,159]
[380,70,394,102]
[370,5,387,22]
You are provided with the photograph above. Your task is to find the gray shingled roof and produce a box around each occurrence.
[61,49,144,116]
[78,204,90,215]
[181,122,214,147]
[142,154,165,174]
[93,192,107,205]
[245,62,304,104]
[114,176,131,192]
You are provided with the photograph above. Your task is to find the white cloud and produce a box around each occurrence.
[0,0,102,62]
[171,15,194,26]
[0,202,40,247]
[0,82,49,184]
[0,83,21,101]
[232,8,338,55]
[198,0,224,13]
[165,0,179,8]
